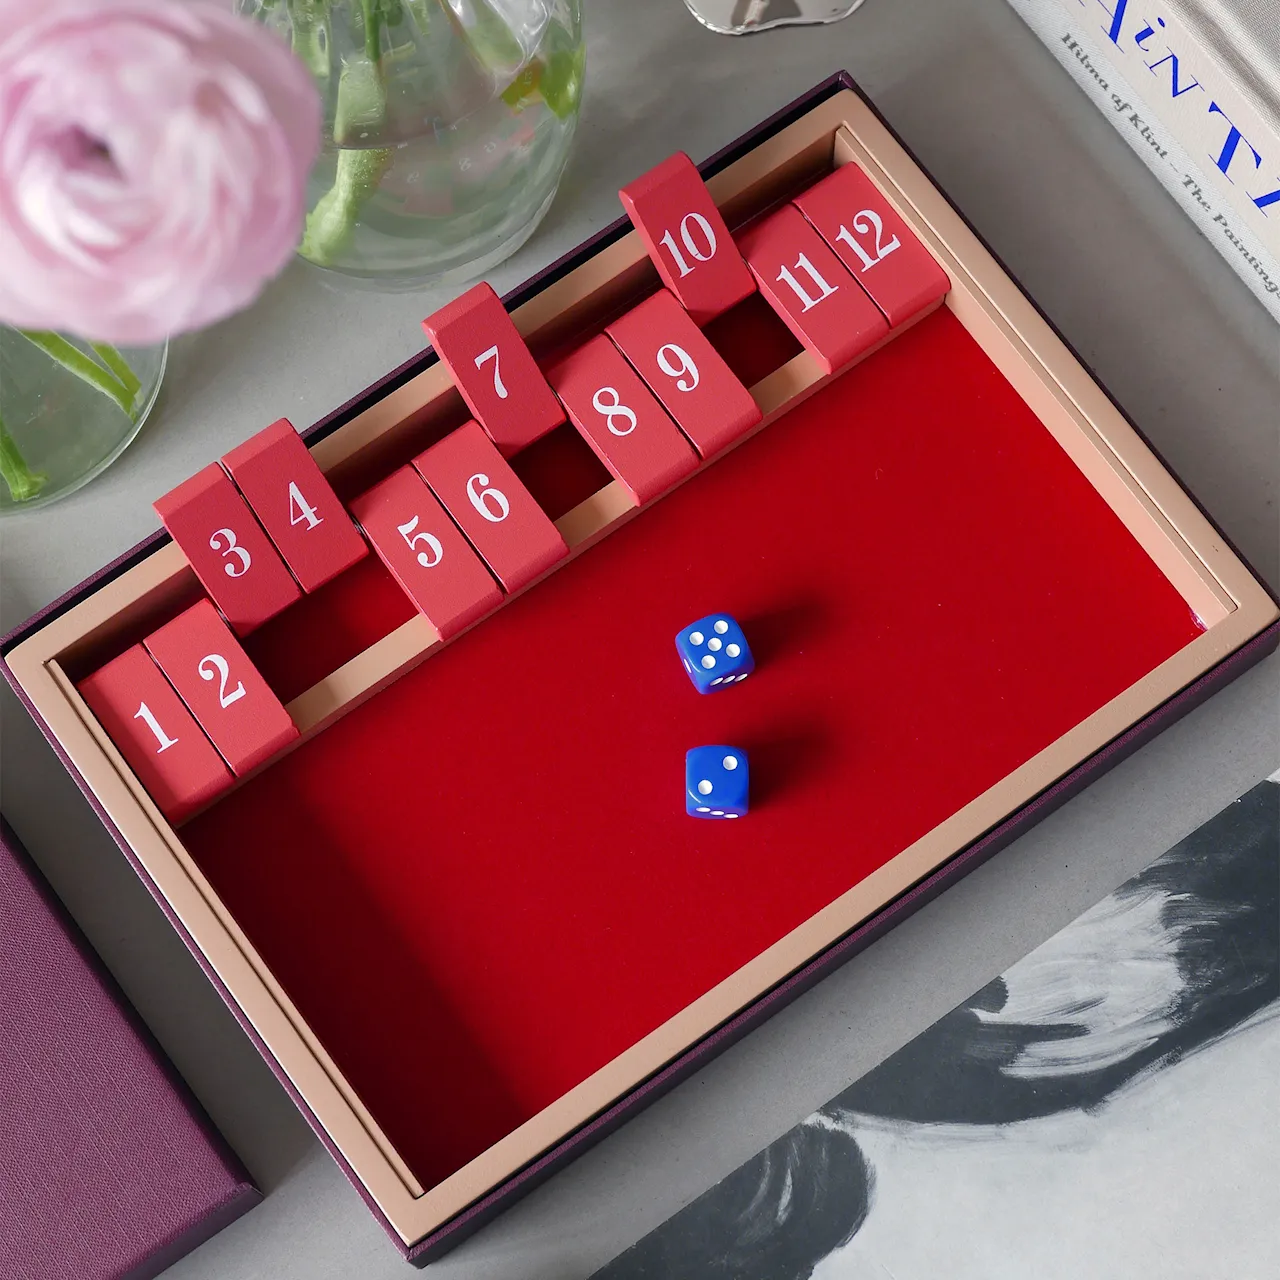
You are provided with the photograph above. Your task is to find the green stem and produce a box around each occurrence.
[361,0,382,62]
[300,145,394,266]
[17,331,135,418]
[287,0,332,80]
[0,410,47,503]
[90,342,141,402]
[298,20,393,269]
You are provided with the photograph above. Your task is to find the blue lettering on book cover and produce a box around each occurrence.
[1069,0,1280,216]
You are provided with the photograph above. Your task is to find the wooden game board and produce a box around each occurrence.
[4,76,1276,1262]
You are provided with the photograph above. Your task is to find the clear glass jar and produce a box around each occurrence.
[0,329,166,515]
[241,0,585,286]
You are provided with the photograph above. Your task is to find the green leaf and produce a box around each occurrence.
[539,41,584,120]
[500,61,542,111]
[498,24,584,121]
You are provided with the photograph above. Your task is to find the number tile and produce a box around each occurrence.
[619,151,756,326]
[221,418,368,594]
[145,599,298,776]
[606,288,762,459]
[735,203,888,375]
[414,421,568,593]
[548,334,699,505]
[422,282,564,456]
[77,645,232,823]
[349,465,502,639]
[794,162,950,328]
[154,464,301,636]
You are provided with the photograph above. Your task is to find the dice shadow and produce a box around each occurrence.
[741,595,831,670]
[745,724,834,809]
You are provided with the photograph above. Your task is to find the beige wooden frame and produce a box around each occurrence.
[6,89,1276,1246]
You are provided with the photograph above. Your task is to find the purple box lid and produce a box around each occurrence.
[0,816,259,1280]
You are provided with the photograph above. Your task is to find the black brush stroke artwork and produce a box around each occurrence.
[596,779,1280,1280]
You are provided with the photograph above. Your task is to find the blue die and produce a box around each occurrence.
[675,613,754,693]
[686,746,749,818]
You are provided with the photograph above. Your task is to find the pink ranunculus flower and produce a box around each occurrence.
[0,0,321,345]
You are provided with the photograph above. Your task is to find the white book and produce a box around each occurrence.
[1002,0,1280,323]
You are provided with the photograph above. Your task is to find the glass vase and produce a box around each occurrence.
[240,0,585,287]
[0,329,166,515]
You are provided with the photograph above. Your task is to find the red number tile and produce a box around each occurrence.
[606,288,762,459]
[422,283,564,456]
[794,162,950,328]
[619,152,756,326]
[145,600,298,776]
[548,334,699,505]
[222,418,368,594]
[154,465,301,637]
[413,421,567,593]
[349,465,502,639]
[735,204,888,375]
[77,645,232,823]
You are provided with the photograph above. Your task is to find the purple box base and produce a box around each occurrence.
[0,817,259,1280]
[3,72,1276,1265]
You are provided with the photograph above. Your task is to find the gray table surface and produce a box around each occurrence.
[2,1,1277,1276]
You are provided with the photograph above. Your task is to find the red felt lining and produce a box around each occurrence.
[509,422,613,523]
[243,554,415,706]
[183,308,1202,1192]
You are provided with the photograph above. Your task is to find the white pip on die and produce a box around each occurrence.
[675,613,754,692]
